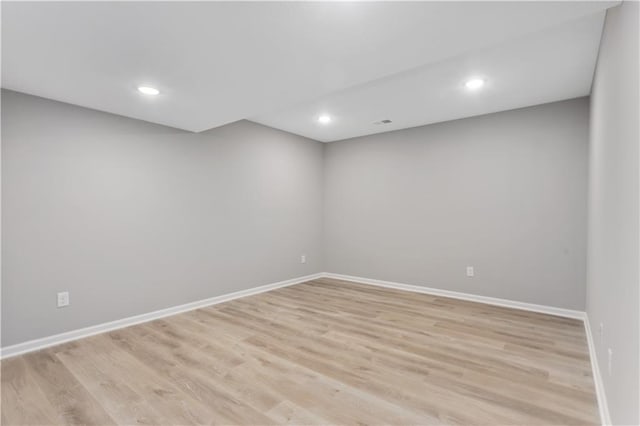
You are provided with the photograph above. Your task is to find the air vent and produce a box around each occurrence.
[373,119,393,125]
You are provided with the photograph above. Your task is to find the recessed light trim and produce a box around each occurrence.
[318,114,332,124]
[464,78,485,90]
[137,86,160,96]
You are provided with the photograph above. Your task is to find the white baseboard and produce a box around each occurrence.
[584,315,612,426]
[0,272,324,359]
[322,272,585,319]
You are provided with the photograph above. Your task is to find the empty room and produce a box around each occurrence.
[1,1,638,425]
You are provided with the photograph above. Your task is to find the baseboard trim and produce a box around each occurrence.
[584,315,612,426]
[0,272,324,359]
[322,272,585,319]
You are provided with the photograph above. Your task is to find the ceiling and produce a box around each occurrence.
[2,2,618,142]
[254,12,606,141]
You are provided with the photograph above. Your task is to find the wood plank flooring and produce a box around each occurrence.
[1,278,599,425]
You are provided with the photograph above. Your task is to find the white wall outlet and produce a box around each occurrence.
[300,254,307,264]
[57,291,70,308]
[466,266,474,277]
[607,348,613,376]
[599,322,604,341]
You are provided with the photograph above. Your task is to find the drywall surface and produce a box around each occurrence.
[587,2,640,424]
[324,98,589,310]
[1,89,324,346]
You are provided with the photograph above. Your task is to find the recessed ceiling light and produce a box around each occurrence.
[464,78,485,90]
[318,115,332,124]
[137,86,160,96]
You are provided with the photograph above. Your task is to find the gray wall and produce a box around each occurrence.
[1,90,596,349]
[587,2,639,425]
[324,98,589,310]
[1,90,324,347]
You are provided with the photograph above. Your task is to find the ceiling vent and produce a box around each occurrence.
[373,119,393,125]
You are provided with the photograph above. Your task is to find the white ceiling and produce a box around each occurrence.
[2,2,618,141]
[253,12,606,142]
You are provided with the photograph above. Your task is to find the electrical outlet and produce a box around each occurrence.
[466,266,474,277]
[599,322,604,341]
[57,291,69,308]
[300,254,307,264]
[607,348,613,376]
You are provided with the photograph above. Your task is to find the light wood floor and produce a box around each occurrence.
[1,278,599,425]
